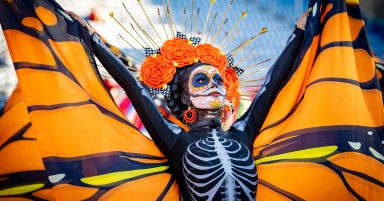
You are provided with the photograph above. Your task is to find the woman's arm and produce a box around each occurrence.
[91,34,183,154]
[67,12,182,155]
[229,8,311,142]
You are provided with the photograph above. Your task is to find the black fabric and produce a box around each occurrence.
[91,28,304,200]
[231,28,305,142]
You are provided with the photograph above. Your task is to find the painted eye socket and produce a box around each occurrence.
[213,74,224,86]
[192,73,209,88]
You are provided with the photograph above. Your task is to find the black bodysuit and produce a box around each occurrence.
[91,28,304,201]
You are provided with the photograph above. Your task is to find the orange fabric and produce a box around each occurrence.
[255,1,384,200]
[321,13,352,47]
[21,17,43,31]
[328,152,384,182]
[98,174,175,201]
[343,173,384,201]
[0,87,52,199]
[258,163,357,200]
[256,184,291,201]
[53,184,98,200]
[32,189,55,200]
[0,1,180,200]
[35,6,57,26]
[17,69,89,106]
[3,30,56,66]
[48,39,126,119]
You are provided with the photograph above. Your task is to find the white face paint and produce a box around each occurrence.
[188,65,226,110]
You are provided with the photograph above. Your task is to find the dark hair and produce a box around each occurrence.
[165,62,210,121]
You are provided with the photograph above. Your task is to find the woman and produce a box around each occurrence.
[68,8,311,201]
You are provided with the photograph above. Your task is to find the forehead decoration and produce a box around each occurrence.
[110,0,269,112]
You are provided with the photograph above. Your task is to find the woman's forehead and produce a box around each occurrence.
[191,65,219,76]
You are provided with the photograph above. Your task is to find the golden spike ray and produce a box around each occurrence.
[190,0,194,35]
[231,27,268,56]
[222,29,241,50]
[158,8,170,40]
[204,12,218,43]
[122,3,159,48]
[240,66,269,77]
[240,91,259,96]
[211,0,234,43]
[161,0,175,38]
[141,28,160,49]
[118,33,146,57]
[240,97,253,101]
[184,7,187,35]
[239,77,265,83]
[167,6,176,37]
[239,84,263,89]
[137,0,164,44]
[194,8,200,36]
[109,12,145,48]
[234,52,259,66]
[98,61,140,72]
[130,23,151,48]
[167,0,178,34]
[239,82,264,87]
[202,0,216,36]
[242,59,271,70]
[220,11,247,47]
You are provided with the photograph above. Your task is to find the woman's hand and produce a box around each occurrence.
[296,8,312,31]
[65,11,95,35]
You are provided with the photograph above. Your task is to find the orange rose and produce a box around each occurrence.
[196,44,228,71]
[140,55,176,88]
[223,67,240,105]
[160,38,198,68]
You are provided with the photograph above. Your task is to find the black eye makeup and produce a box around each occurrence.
[192,73,209,87]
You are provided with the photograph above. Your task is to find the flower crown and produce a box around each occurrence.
[138,32,243,108]
[109,0,269,111]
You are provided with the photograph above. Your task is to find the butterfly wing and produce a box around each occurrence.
[255,0,384,200]
[0,0,179,200]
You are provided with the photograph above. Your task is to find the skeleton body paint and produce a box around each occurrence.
[183,129,257,201]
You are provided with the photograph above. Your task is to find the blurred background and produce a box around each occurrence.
[0,0,383,114]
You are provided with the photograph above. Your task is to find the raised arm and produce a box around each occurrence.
[91,34,183,154]
[66,11,182,154]
[230,9,311,142]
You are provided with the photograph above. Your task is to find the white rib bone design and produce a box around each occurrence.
[183,129,257,201]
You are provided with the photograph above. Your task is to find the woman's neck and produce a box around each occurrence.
[195,109,221,128]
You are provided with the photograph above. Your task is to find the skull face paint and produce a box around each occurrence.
[188,65,226,110]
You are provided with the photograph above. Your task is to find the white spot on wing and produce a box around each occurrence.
[312,2,318,17]
[48,173,65,183]
[369,147,384,161]
[348,141,361,150]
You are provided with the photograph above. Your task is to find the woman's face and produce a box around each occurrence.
[188,65,226,110]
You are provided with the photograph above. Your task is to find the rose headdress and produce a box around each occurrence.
[109,0,268,116]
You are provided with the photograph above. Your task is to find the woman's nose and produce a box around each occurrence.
[211,81,218,88]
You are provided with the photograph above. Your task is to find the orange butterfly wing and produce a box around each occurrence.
[0,1,179,200]
[255,1,384,200]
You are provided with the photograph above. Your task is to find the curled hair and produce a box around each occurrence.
[165,63,209,121]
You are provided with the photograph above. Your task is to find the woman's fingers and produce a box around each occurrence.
[297,8,312,31]
[305,7,313,16]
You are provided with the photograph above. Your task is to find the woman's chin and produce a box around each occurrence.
[196,105,224,111]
